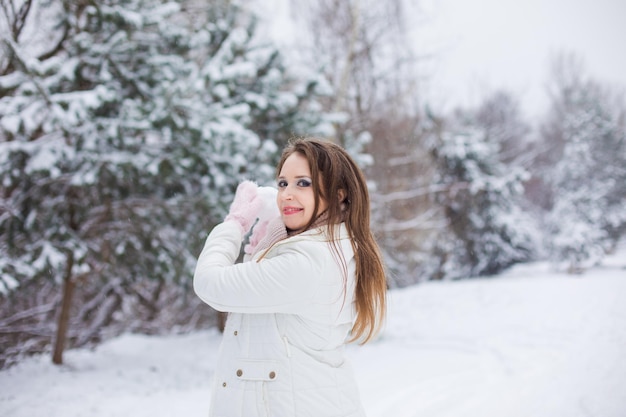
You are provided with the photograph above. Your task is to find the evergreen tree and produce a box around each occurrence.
[543,64,626,272]
[0,0,333,366]
[426,110,536,279]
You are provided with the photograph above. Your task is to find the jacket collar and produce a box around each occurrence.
[288,222,349,243]
[253,223,349,262]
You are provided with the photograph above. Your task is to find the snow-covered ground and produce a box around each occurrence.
[1,247,625,417]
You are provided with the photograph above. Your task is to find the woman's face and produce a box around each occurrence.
[277,153,327,231]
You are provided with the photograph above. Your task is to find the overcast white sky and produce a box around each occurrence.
[256,0,625,119]
[413,0,626,118]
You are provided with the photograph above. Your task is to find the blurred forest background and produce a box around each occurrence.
[1,0,625,369]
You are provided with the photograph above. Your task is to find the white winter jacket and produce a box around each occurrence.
[194,220,366,417]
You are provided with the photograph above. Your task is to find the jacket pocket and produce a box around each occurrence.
[234,359,280,382]
[235,360,280,417]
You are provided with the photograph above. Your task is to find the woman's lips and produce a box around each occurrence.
[282,207,303,215]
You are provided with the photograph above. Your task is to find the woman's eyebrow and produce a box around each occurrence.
[277,175,311,179]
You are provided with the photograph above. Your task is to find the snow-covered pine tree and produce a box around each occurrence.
[426,110,536,279]
[0,0,333,367]
[543,61,626,272]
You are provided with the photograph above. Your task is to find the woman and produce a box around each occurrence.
[194,138,387,417]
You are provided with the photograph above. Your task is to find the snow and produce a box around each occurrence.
[1,248,625,417]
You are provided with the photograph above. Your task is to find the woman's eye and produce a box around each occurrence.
[297,179,312,187]
[277,180,288,188]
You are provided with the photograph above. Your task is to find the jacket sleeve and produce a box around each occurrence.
[193,221,322,314]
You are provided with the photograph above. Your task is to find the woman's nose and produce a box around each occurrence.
[279,188,293,201]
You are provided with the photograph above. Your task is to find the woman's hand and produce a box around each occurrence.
[224,180,263,233]
[244,186,281,257]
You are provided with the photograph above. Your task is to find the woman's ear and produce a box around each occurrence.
[338,189,346,202]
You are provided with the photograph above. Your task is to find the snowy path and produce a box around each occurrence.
[1,253,625,417]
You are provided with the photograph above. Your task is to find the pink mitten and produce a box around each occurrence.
[244,220,268,257]
[244,186,281,258]
[245,217,288,260]
[224,180,262,233]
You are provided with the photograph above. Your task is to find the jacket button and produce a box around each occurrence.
[269,371,276,379]
[222,382,227,387]
[236,369,243,377]
[233,330,238,336]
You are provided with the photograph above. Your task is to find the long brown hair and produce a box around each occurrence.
[276,137,387,343]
